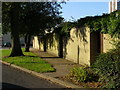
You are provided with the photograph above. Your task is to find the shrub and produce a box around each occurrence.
[69,67,98,82]
[93,48,120,88]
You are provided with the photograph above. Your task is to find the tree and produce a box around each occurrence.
[20,2,63,52]
[2,3,24,56]
[2,2,64,56]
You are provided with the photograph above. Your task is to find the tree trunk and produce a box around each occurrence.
[24,33,28,46]
[10,31,24,57]
[43,36,47,52]
[59,35,63,58]
[9,3,24,57]
[25,34,31,52]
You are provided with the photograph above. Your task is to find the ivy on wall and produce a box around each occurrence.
[54,22,76,37]
[56,10,120,39]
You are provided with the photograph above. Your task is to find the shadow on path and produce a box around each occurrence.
[40,57,60,59]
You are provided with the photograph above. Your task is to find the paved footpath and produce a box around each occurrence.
[31,48,82,78]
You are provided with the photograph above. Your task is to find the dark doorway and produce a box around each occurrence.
[90,31,101,64]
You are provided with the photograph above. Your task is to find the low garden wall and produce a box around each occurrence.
[33,27,114,66]
[102,34,114,52]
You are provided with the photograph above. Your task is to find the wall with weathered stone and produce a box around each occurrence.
[33,36,39,49]
[46,33,59,56]
[33,27,92,66]
[103,34,114,52]
[64,27,91,66]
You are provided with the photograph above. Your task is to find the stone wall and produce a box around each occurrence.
[63,27,91,66]
[46,33,59,56]
[33,33,59,56]
[33,27,118,66]
[33,36,40,50]
[33,27,93,66]
[103,34,114,52]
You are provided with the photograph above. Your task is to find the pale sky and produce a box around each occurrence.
[61,1,111,21]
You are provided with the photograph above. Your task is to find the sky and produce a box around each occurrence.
[61,0,111,21]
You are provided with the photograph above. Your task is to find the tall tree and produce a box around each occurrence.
[2,3,24,56]
[2,2,64,56]
[10,3,24,56]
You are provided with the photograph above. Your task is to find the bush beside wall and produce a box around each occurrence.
[93,48,120,88]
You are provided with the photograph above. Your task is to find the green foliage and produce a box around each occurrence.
[111,40,120,49]
[2,3,12,34]
[77,10,120,38]
[93,48,120,88]
[58,10,120,39]
[107,11,120,38]
[69,67,98,82]
[2,2,63,35]
[1,49,55,72]
[2,2,64,56]
[54,22,76,37]
[70,67,87,82]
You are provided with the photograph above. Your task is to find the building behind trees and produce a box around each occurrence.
[109,0,120,13]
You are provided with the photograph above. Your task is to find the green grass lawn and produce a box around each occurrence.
[0,48,55,73]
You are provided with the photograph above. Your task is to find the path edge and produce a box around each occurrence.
[0,60,82,88]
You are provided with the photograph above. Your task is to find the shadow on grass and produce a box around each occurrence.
[25,55,38,58]
[3,55,38,58]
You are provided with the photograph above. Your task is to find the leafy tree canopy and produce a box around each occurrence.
[2,2,63,35]
[2,2,64,55]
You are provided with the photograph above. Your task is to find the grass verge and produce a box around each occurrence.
[1,49,55,73]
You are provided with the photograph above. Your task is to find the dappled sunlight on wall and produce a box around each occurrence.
[65,27,90,66]
[33,26,104,66]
